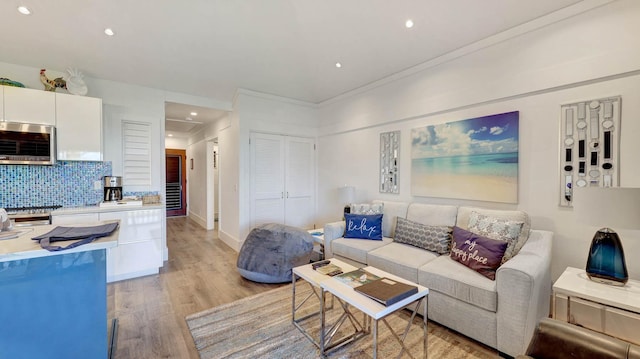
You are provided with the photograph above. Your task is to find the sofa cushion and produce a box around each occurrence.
[372,200,409,237]
[419,255,498,312]
[350,202,384,215]
[406,203,458,227]
[331,236,393,264]
[468,211,523,263]
[450,226,508,280]
[394,217,452,254]
[457,206,531,259]
[344,213,383,240]
[367,242,438,283]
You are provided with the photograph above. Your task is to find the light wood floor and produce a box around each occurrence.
[109,216,499,358]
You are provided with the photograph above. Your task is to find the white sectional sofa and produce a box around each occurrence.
[323,200,553,358]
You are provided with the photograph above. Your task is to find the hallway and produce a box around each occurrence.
[109,216,278,358]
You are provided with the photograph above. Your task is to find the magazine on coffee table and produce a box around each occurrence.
[334,269,381,288]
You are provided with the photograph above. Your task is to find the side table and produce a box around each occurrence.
[553,266,640,345]
[307,229,325,260]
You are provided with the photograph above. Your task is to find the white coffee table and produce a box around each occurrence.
[292,259,367,353]
[321,266,429,358]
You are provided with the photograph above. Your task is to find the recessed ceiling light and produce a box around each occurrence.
[405,19,414,28]
[104,28,115,36]
[168,134,174,137]
[190,112,198,116]
[17,6,32,15]
[335,62,342,68]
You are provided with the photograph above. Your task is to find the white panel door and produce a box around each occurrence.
[284,136,315,228]
[250,133,285,227]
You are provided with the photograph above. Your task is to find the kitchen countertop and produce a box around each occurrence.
[52,202,165,215]
[0,220,119,263]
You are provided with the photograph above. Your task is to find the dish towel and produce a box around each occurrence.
[32,223,119,251]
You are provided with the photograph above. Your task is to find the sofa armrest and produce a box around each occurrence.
[323,221,345,259]
[496,229,553,357]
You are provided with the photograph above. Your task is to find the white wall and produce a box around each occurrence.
[165,136,188,149]
[316,0,640,281]
[186,139,207,226]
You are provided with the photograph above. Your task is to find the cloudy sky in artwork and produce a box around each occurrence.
[411,111,519,158]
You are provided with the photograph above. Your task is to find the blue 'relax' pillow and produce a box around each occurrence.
[344,213,383,240]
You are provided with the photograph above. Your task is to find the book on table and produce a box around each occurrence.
[354,277,419,306]
[314,263,343,276]
[334,268,381,288]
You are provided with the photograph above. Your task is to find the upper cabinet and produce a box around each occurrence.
[3,86,56,125]
[55,92,103,161]
[0,86,4,121]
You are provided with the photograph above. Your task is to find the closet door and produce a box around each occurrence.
[250,133,285,227]
[284,136,315,228]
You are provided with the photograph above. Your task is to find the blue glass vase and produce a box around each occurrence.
[585,228,628,286]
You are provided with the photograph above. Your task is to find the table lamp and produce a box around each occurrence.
[573,187,640,286]
[338,185,355,216]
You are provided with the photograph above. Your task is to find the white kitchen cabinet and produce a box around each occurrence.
[0,86,4,121]
[99,209,163,282]
[51,208,163,283]
[250,133,315,229]
[55,93,102,161]
[3,86,56,125]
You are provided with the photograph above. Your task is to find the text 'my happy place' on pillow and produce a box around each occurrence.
[344,213,383,240]
[467,211,523,263]
[394,217,452,254]
[450,226,508,280]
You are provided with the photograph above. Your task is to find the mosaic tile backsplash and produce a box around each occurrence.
[0,161,112,208]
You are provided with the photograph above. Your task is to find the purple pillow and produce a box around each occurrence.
[450,226,508,280]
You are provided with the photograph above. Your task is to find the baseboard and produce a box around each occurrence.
[219,229,241,252]
[188,211,207,229]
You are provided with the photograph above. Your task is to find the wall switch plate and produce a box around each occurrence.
[93,180,102,190]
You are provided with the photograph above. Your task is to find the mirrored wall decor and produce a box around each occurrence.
[558,96,621,207]
[380,130,400,193]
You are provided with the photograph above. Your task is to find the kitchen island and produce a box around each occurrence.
[0,221,118,359]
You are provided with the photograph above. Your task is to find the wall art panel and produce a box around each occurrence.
[559,96,621,207]
[380,130,400,193]
[411,111,519,203]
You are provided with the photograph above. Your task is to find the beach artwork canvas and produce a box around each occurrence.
[411,111,519,203]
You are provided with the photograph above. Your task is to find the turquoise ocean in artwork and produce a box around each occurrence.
[412,152,518,178]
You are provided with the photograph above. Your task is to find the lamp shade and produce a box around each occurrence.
[338,185,355,205]
[573,187,640,286]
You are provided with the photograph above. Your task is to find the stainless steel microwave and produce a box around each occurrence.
[0,122,56,165]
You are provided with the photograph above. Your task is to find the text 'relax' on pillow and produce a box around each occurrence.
[344,213,383,240]
[450,226,508,280]
[468,211,523,263]
[394,217,452,254]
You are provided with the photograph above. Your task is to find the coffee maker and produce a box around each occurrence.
[103,176,123,202]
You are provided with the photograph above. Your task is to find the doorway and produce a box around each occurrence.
[166,149,187,216]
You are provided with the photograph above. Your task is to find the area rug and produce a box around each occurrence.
[186,283,495,358]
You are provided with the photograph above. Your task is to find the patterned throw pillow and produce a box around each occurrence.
[450,226,508,280]
[344,213,383,240]
[468,211,523,263]
[393,217,452,254]
[350,203,384,215]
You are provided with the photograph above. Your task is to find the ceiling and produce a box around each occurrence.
[1,1,587,134]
